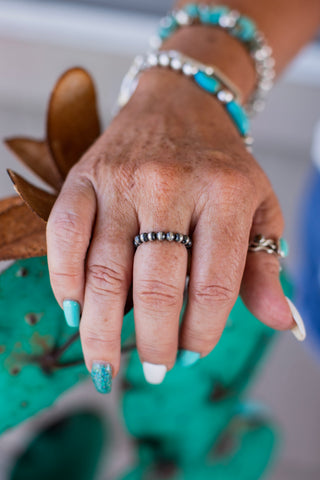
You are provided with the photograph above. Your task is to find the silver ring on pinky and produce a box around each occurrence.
[248,234,288,258]
[133,231,192,249]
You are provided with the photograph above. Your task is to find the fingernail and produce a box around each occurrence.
[285,297,306,341]
[142,362,167,385]
[63,299,80,328]
[91,362,112,394]
[176,349,201,367]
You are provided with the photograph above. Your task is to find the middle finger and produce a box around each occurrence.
[133,215,190,384]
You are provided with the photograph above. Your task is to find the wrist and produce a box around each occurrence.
[119,68,247,152]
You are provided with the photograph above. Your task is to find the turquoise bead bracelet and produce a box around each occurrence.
[194,70,249,136]
[118,50,253,149]
[151,4,275,116]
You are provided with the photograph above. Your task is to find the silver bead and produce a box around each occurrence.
[178,233,184,243]
[166,232,175,242]
[139,233,145,243]
[182,62,198,76]
[253,32,265,46]
[259,79,273,91]
[253,46,272,62]
[219,10,240,28]
[252,99,266,113]
[256,64,275,79]
[174,9,192,26]
[157,231,166,241]
[160,15,174,28]
[134,235,141,247]
[262,57,275,69]
[147,232,155,241]
[204,66,215,76]
[147,53,158,67]
[217,89,234,103]
[261,69,276,81]
[158,53,170,67]
[244,135,254,147]
[170,57,183,71]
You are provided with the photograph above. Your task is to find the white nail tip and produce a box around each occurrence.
[142,362,167,384]
[285,297,306,342]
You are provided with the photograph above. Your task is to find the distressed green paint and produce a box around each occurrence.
[120,272,292,477]
[0,257,135,434]
[0,255,292,479]
[10,412,106,480]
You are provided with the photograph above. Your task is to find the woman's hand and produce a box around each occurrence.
[46,69,294,385]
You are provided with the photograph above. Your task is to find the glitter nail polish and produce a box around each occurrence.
[91,362,112,394]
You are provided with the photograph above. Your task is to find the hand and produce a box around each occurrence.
[46,69,294,388]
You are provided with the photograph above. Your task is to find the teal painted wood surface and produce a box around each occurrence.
[0,257,135,434]
[10,412,106,480]
[0,256,292,479]
[120,273,292,478]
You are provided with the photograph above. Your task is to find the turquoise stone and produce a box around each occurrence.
[184,4,199,18]
[63,299,80,328]
[279,238,289,258]
[208,6,230,25]
[158,16,178,40]
[194,71,221,94]
[177,350,201,367]
[226,100,250,136]
[198,6,212,24]
[91,362,112,394]
[234,16,256,42]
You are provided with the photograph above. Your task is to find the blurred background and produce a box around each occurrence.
[0,1,319,479]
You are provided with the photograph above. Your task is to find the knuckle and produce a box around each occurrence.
[261,257,281,277]
[50,268,81,283]
[47,211,87,245]
[214,169,256,205]
[190,282,235,308]
[254,191,285,235]
[138,161,181,196]
[135,279,182,310]
[86,262,127,297]
[82,325,119,350]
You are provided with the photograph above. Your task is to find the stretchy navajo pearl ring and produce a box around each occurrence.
[134,231,192,249]
[248,234,289,258]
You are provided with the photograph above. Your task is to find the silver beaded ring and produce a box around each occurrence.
[134,231,192,249]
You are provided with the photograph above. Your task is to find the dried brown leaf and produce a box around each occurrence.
[0,195,22,214]
[0,195,46,260]
[7,170,57,221]
[4,137,63,190]
[47,67,101,177]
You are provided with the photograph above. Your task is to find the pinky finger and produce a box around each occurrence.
[241,251,306,341]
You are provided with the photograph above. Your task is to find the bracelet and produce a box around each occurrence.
[117,50,253,150]
[150,4,275,116]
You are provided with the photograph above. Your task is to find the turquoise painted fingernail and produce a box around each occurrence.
[177,350,201,367]
[91,362,112,394]
[63,299,80,327]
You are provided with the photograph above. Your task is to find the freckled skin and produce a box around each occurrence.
[45,0,320,376]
